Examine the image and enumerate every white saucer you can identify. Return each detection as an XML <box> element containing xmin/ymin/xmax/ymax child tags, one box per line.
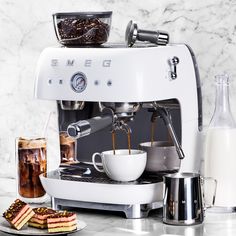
<box><xmin>0</xmin><ymin>217</ymin><xmax>86</xmax><ymax>235</ymax></box>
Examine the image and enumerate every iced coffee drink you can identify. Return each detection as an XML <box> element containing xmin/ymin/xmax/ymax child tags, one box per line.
<box><xmin>17</xmin><ymin>137</ymin><xmax>47</xmax><ymax>200</ymax></box>
<box><xmin>60</xmin><ymin>132</ymin><xmax>76</xmax><ymax>163</ymax></box>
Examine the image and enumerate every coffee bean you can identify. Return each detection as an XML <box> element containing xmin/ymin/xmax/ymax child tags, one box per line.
<box><xmin>57</xmin><ymin>17</ymin><xmax>110</xmax><ymax>45</ymax></box>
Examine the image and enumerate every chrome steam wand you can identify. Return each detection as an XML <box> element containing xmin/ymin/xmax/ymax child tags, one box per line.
<box><xmin>152</xmin><ymin>106</ymin><xmax>185</xmax><ymax>160</ymax></box>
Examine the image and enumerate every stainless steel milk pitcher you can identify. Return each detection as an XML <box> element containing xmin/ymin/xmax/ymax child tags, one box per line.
<box><xmin>163</xmin><ymin>173</ymin><xmax>216</xmax><ymax>225</ymax></box>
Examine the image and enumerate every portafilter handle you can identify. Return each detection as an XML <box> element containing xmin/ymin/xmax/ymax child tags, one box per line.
<box><xmin>67</xmin><ymin>109</ymin><xmax>114</xmax><ymax>139</ymax></box>
<box><xmin>125</xmin><ymin>20</ymin><xmax>169</xmax><ymax>47</ymax></box>
<box><xmin>154</xmin><ymin>107</ymin><xmax>185</xmax><ymax>160</ymax></box>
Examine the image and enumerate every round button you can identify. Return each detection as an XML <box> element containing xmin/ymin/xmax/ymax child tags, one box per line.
<box><xmin>94</xmin><ymin>80</ymin><xmax>99</xmax><ymax>86</ymax></box>
<box><xmin>71</xmin><ymin>72</ymin><xmax>87</xmax><ymax>93</ymax></box>
<box><xmin>107</xmin><ymin>80</ymin><xmax>112</xmax><ymax>86</ymax></box>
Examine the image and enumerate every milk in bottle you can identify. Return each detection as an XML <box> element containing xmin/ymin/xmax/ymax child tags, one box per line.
<box><xmin>205</xmin><ymin>74</ymin><xmax>236</xmax><ymax>209</ymax></box>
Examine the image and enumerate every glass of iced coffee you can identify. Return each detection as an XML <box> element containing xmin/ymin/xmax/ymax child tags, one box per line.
<box><xmin>59</xmin><ymin>131</ymin><xmax>76</xmax><ymax>164</ymax></box>
<box><xmin>16</xmin><ymin>137</ymin><xmax>47</xmax><ymax>203</ymax></box>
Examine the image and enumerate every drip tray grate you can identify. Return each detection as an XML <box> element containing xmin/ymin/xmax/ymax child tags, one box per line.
<box><xmin>57</xmin><ymin>163</ymin><xmax>164</xmax><ymax>185</ymax></box>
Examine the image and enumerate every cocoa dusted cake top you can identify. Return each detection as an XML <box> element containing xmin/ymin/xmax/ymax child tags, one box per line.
<box><xmin>33</xmin><ymin>207</ymin><xmax>57</xmax><ymax>215</ymax></box>
<box><xmin>2</xmin><ymin>199</ymin><xmax>27</xmax><ymax>221</ymax></box>
<box><xmin>47</xmin><ymin>211</ymin><xmax>75</xmax><ymax>218</ymax></box>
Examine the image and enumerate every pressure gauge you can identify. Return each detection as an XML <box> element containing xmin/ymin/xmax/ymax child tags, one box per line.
<box><xmin>70</xmin><ymin>72</ymin><xmax>87</xmax><ymax>93</ymax></box>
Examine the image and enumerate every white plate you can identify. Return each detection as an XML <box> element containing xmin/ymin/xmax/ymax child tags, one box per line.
<box><xmin>0</xmin><ymin>217</ymin><xmax>86</xmax><ymax>235</ymax></box>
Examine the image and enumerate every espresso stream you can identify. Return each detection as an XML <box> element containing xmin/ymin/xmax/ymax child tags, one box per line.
<box><xmin>127</xmin><ymin>130</ymin><xmax>131</xmax><ymax>155</ymax></box>
<box><xmin>112</xmin><ymin>130</ymin><xmax>131</xmax><ymax>155</ymax></box>
<box><xmin>167</xmin><ymin>130</ymin><xmax>172</xmax><ymax>143</ymax></box>
<box><xmin>151</xmin><ymin>121</ymin><xmax>156</xmax><ymax>147</ymax></box>
<box><xmin>151</xmin><ymin>120</ymin><xmax>173</xmax><ymax>146</ymax></box>
<box><xmin>112</xmin><ymin>130</ymin><xmax>116</xmax><ymax>155</ymax></box>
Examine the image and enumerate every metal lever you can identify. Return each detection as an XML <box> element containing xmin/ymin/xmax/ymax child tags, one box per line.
<box><xmin>153</xmin><ymin>107</ymin><xmax>185</xmax><ymax>160</ymax></box>
<box><xmin>168</xmin><ymin>56</ymin><xmax>179</xmax><ymax>80</ymax></box>
<box><xmin>125</xmin><ymin>20</ymin><xmax>169</xmax><ymax>47</ymax></box>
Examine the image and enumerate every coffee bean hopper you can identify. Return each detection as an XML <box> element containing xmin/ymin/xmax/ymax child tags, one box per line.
<box><xmin>34</xmin><ymin>13</ymin><xmax>202</xmax><ymax>218</ymax></box>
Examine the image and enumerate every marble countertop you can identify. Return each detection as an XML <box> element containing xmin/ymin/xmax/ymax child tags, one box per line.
<box><xmin>1</xmin><ymin>195</ymin><xmax>236</xmax><ymax>236</ymax></box>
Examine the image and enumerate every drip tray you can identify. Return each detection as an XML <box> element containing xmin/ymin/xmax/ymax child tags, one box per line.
<box><xmin>40</xmin><ymin>162</ymin><xmax>164</xmax><ymax>206</ymax></box>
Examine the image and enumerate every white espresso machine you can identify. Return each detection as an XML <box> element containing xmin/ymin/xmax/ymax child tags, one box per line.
<box><xmin>35</xmin><ymin>43</ymin><xmax>202</xmax><ymax>218</ymax></box>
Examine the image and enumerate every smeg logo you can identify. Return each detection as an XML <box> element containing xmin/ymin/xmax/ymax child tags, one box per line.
<box><xmin>51</xmin><ymin>59</ymin><xmax>112</xmax><ymax>68</ymax></box>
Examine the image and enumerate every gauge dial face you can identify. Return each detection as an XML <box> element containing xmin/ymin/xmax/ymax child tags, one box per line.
<box><xmin>71</xmin><ymin>72</ymin><xmax>87</xmax><ymax>93</ymax></box>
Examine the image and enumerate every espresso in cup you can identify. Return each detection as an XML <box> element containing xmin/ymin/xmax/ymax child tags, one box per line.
<box><xmin>92</xmin><ymin>149</ymin><xmax>147</xmax><ymax>182</ymax></box>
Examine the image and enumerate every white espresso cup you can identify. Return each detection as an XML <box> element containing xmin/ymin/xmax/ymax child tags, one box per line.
<box><xmin>92</xmin><ymin>149</ymin><xmax>147</xmax><ymax>182</ymax></box>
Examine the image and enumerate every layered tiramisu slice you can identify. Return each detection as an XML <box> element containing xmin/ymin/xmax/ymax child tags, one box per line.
<box><xmin>28</xmin><ymin>207</ymin><xmax>57</xmax><ymax>229</ymax></box>
<box><xmin>2</xmin><ymin>199</ymin><xmax>34</xmax><ymax>230</ymax></box>
<box><xmin>47</xmin><ymin>211</ymin><xmax>77</xmax><ymax>233</ymax></box>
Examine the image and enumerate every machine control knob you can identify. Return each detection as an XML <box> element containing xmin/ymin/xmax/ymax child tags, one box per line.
<box><xmin>70</xmin><ymin>72</ymin><xmax>87</xmax><ymax>93</ymax></box>
<box><xmin>171</xmin><ymin>56</ymin><xmax>179</xmax><ymax>65</ymax></box>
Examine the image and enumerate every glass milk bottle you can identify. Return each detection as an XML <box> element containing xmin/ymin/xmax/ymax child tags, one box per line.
<box><xmin>205</xmin><ymin>74</ymin><xmax>236</xmax><ymax>210</ymax></box>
